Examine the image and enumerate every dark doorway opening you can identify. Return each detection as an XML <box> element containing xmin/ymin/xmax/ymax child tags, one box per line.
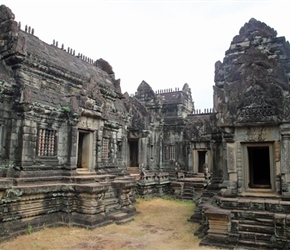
<box><xmin>129</xmin><ymin>139</ymin><xmax>138</xmax><ymax>167</ymax></box>
<box><xmin>77</xmin><ymin>131</ymin><xmax>90</xmax><ymax>169</ymax></box>
<box><xmin>198</xmin><ymin>151</ymin><xmax>206</xmax><ymax>173</ymax></box>
<box><xmin>248</xmin><ymin>146</ymin><xmax>271</xmax><ymax>188</ymax></box>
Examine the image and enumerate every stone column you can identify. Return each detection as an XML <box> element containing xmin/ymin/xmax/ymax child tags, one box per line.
<box><xmin>280</xmin><ymin>127</ymin><xmax>290</xmax><ymax>199</ymax></box>
<box><xmin>96</xmin><ymin>130</ymin><xmax>102</xmax><ymax>166</ymax></box>
<box><xmin>209</xmin><ymin>132</ymin><xmax>224</xmax><ymax>189</ymax></box>
<box><xmin>159</xmin><ymin>133</ymin><xmax>163</xmax><ymax>171</ymax></box>
<box><xmin>65</xmin><ymin>124</ymin><xmax>78</xmax><ymax>171</ymax></box>
<box><xmin>20</xmin><ymin>117</ymin><xmax>37</xmax><ymax>167</ymax></box>
<box><xmin>224</xmin><ymin>142</ymin><xmax>237</xmax><ymax>195</ymax></box>
<box><xmin>188</xmin><ymin>146</ymin><xmax>193</xmax><ymax>172</ymax></box>
<box><xmin>112</xmin><ymin>131</ymin><xmax>117</xmax><ymax>164</ymax></box>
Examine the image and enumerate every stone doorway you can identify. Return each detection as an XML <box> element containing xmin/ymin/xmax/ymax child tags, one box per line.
<box><xmin>192</xmin><ymin>148</ymin><xmax>211</xmax><ymax>174</ymax></box>
<box><xmin>248</xmin><ymin>146</ymin><xmax>271</xmax><ymax>188</ymax></box>
<box><xmin>77</xmin><ymin>130</ymin><xmax>93</xmax><ymax>169</ymax></box>
<box><xmin>129</xmin><ymin>139</ymin><xmax>138</xmax><ymax>167</ymax></box>
<box><xmin>198</xmin><ymin>151</ymin><xmax>206</xmax><ymax>173</ymax></box>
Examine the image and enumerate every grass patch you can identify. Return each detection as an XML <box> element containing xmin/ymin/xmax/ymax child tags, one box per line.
<box><xmin>0</xmin><ymin>198</ymin><xmax>216</xmax><ymax>250</ymax></box>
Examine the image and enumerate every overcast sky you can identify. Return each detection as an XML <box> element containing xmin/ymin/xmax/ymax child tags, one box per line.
<box><xmin>2</xmin><ymin>0</ymin><xmax>290</xmax><ymax>109</ymax></box>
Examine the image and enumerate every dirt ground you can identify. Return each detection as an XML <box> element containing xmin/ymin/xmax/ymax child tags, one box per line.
<box><xmin>0</xmin><ymin>198</ymin><xmax>217</xmax><ymax>250</ymax></box>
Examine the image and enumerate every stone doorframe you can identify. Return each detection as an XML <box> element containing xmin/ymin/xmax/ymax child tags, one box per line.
<box><xmin>241</xmin><ymin>142</ymin><xmax>276</xmax><ymax>193</ymax></box>
<box><xmin>192</xmin><ymin>148</ymin><xmax>212</xmax><ymax>174</ymax></box>
<box><xmin>77</xmin><ymin>129</ymin><xmax>94</xmax><ymax>171</ymax></box>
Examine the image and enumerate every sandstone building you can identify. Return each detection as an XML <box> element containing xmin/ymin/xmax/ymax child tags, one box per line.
<box><xmin>2</xmin><ymin>4</ymin><xmax>290</xmax><ymax>249</ymax></box>
<box><xmin>0</xmin><ymin>4</ymin><xmax>205</xmax><ymax>240</ymax></box>
<box><xmin>193</xmin><ymin>18</ymin><xmax>290</xmax><ymax>249</ymax></box>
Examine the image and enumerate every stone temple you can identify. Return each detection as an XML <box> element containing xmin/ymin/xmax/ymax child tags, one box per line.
<box><xmin>1</xmin><ymin>4</ymin><xmax>290</xmax><ymax>249</ymax></box>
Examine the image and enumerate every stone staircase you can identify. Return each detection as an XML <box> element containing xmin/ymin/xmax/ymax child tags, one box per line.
<box><xmin>172</xmin><ymin>173</ymin><xmax>208</xmax><ymax>200</ymax></box>
<box><xmin>104</xmin><ymin>184</ymin><xmax>120</xmax><ymax>213</ymax></box>
<box><xmin>199</xmin><ymin>196</ymin><xmax>290</xmax><ymax>249</ymax></box>
<box><xmin>127</xmin><ymin>167</ymin><xmax>140</xmax><ymax>180</ymax></box>
<box><xmin>231</xmin><ymin>211</ymin><xmax>275</xmax><ymax>249</ymax></box>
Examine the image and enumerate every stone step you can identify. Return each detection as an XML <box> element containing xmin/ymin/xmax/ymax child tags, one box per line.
<box><xmin>237</xmin><ymin>239</ymin><xmax>276</xmax><ymax>250</ymax></box>
<box><xmin>104</xmin><ymin>197</ymin><xmax>119</xmax><ymax>206</ymax></box>
<box><xmin>14</xmin><ymin>176</ymin><xmax>65</xmax><ymax>185</ymax></box>
<box><xmin>238</xmin><ymin>223</ymin><xmax>274</xmax><ymax>234</ymax></box>
<box><xmin>97</xmin><ymin>166</ymin><xmax>129</xmax><ymax>176</ymax></box>
<box><xmin>183</xmin><ymin>194</ymin><xmax>194</xmax><ymax>199</ymax></box>
<box><xmin>182</xmin><ymin>192</ymin><xmax>194</xmax><ymax>197</ymax></box>
<box><xmin>72</xmin><ymin>175</ymin><xmax>100</xmax><ymax>183</ymax></box>
<box><xmin>232</xmin><ymin>209</ymin><xmax>275</xmax><ymax>220</ymax></box>
<box><xmin>216</xmin><ymin>196</ymin><xmax>290</xmax><ymax>213</ymax></box>
<box><xmin>76</xmin><ymin>169</ymin><xmax>97</xmax><ymax>175</ymax></box>
<box><xmin>130</xmin><ymin>174</ymin><xmax>140</xmax><ymax>180</ymax></box>
<box><xmin>238</xmin><ymin>218</ymin><xmax>273</xmax><ymax>227</ymax></box>
<box><xmin>115</xmin><ymin>176</ymin><xmax>136</xmax><ymax>182</ymax></box>
<box><xmin>12</xmin><ymin>173</ymin><xmax>118</xmax><ymax>186</ymax></box>
<box><xmin>127</xmin><ymin>167</ymin><xmax>139</xmax><ymax>175</ymax></box>
<box><xmin>181</xmin><ymin>192</ymin><xmax>194</xmax><ymax>199</ymax></box>
<box><xmin>108</xmin><ymin>211</ymin><xmax>133</xmax><ymax>222</ymax></box>
<box><xmin>105</xmin><ymin>203</ymin><xmax>120</xmax><ymax>213</ymax></box>
<box><xmin>0</xmin><ymin>178</ymin><xmax>13</xmax><ymax>188</ymax></box>
<box><xmin>186</xmin><ymin>172</ymin><xmax>205</xmax><ymax>178</ymax></box>
<box><xmin>229</xmin><ymin>217</ymin><xmax>283</xmax><ymax>249</ymax></box>
<box><xmin>13</xmin><ymin>182</ymin><xmax>109</xmax><ymax>196</ymax></box>
<box><xmin>115</xmin><ymin>217</ymin><xmax>134</xmax><ymax>225</ymax></box>
<box><xmin>104</xmin><ymin>192</ymin><xmax>116</xmax><ymax>199</ymax></box>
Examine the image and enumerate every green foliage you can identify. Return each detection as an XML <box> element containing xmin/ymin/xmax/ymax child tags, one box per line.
<box><xmin>61</xmin><ymin>106</ymin><xmax>71</xmax><ymax>113</ymax></box>
<box><xmin>162</xmin><ymin>195</ymin><xmax>194</xmax><ymax>206</ymax></box>
<box><xmin>0</xmin><ymin>160</ymin><xmax>14</xmax><ymax>169</ymax></box>
<box><xmin>270</xmin><ymin>235</ymin><xmax>276</xmax><ymax>243</ymax></box>
<box><xmin>27</xmin><ymin>224</ymin><xmax>33</xmax><ymax>235</ymax></box>
<box><xmin>162</xmin><ymin>194</ymin><xmax>175</xmax><ymax>200</ymax></box>
<box><xmin>5</xmin><ymin>188</ymin><xmax>23</xmax><ymax>198</ymax></box>
<box><xmin>136</xmin><ymin>195</ymin><xmax>153</xmax><ymax>201</ymax></box>
<box><xmin>137</xmin><ymin>195</ymin><xmax>194</xmax><ymax>206</ymax></box>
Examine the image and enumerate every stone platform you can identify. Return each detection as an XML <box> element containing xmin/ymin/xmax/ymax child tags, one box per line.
<box><xmin>0</xmin><ymin>173</ymin><xmax>137</xmax><ymax>242</ymax></box>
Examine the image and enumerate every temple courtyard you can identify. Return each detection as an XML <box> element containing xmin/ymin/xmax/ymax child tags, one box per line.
<box><xmin>0</xmin><ymin>198</ymin><xmax>216</xmax><ymax>250</ymax></box>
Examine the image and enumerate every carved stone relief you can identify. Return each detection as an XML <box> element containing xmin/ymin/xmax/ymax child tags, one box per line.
<box><xmin>227</xmin><ymin>143</ymin><xmax>236</xmax><ymax>173</ymax></box>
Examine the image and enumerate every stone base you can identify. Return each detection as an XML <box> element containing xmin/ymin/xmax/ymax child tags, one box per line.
<box><xmin>196</xmin><ymin>195</ymin><xmax>290</xmax><ymax>249</ymax></box>
<box><xmin>0</xmin><ymin>173</ymin><xmax>137</xmax><ymax>242</ymax></box>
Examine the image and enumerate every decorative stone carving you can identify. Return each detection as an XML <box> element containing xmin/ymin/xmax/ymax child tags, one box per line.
<box><xmin>227</xmin><ymin>143</ymin><xmax>236</xmax><ymax>173</ymax></box>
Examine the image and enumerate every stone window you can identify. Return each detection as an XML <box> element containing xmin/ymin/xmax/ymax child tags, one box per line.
<box><xmin>102</xmin><ymin>138</ymin><xmax>109</xmax><ymax>159</ymax></box>
<box><xmin>165</xmin><ymin>145</ymin><xmax>175</xmax><ymax>160</ymax></box>
<box><xmin>38</xmin><ymin>129</ymin><xmax>57</xmax><ymax>156</ymax></box>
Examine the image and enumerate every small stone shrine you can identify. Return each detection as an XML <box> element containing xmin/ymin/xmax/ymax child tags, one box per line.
<box><xmin>193</xmin><ymin>18</ymin><xmax>290</xmax><ymax>249</ymax></box>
